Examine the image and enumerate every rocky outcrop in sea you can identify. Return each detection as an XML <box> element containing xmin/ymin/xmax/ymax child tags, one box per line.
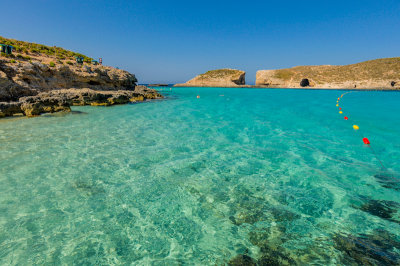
<box><xmin>0</xmin><ymin>86</ymin><xmax>162</xmax><ymax>118</ymax></box>
<box><xmin>174</xmin><ymin>69</ymin><xmax>245</xmax><ymax>87</ymax></box>
<box><xmin>0</xmin><ymin>59</ymin><xmax>162</xmax><ymax>118</ymax></box>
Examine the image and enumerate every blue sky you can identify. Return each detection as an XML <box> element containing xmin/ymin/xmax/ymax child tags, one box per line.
<box><xmin>2</xmin><ymin>0</ymin><xmax>400</xmax><ymax>84</ymax></box>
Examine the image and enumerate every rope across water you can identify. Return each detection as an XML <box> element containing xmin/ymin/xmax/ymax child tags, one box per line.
<box><xmin>336</xmin><ymin>91</ymin><xmax>391</xmax><ymax>174</ymax></box>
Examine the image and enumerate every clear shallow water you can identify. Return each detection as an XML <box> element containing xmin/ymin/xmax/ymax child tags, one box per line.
<box><xmin>1</xmin><ymin>87</ymin><xmax>400</xmax><ymax>265</ymax></box>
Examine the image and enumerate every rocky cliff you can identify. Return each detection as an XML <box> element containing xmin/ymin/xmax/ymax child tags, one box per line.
<box><xmin>0</xmin><ymin>36</ymin><xmax>162</xmax><ymax>118</ymax></box>
<box><xmin>174</xmin><ymin>69</ymin><xmax>245</xmax><ymax>87</ymax></box>
<box><xmin>256</xmin><ymin>57</ymin><xmax>400</xmax><ymax>89</ymax></box>
<box><xmin>0</xmin><ymin>59</ymin><xmax>138</xmax><ymax>102</ymax></box>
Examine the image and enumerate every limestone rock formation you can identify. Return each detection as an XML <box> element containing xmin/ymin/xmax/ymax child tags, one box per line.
<box><xmin>0</xmin><ymin>87</ymin><xmax>162</xmax><ymax>117</ymax></box>
<box><xmin>0</xmin><ymin>59</ymin><xmax>137</xmax><ymax>102</ymax></box>
<box><xmin>174</xmin><ymin>69</ymin><xmax>245</xmax><ymax>87</ymax></box>
<box><xmin>256</xmin><ymin>57</ymin><xmax>400</xmax><ymax>89</ymax></box>
<box><xmin>0</xmin><ymin>36</ymin><xmax>164</xmax><ymax>118</ymax></box>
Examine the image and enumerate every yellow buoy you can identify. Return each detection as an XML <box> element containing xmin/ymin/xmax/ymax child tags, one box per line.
<box><xmin>336</xmin><ymin>104</ymin><xmax>339</xmax><ymax>107</ymax></box>
<box><xmin>339</xmin><ymin>111</ymin><xmax>343</xmax><ymax>114</ymax></box>
<box><xmin>353</xmin><ymin>125</ymin><xmax>359</xmax><ymax>130</ymax></box>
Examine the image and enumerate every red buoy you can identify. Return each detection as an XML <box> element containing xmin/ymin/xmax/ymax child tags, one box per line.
<box><xmin>344</xmin><ymin>116</ymin><xmax>348</xmax><ymax>120</ymax></box>
<box><xmin>363</xmin><ymin>138</ymin><xmax>370</xmax><ymax>145</ymax></box>
<box><xmin>339</xmin><ymin>107</ymin><xmax>342</xmax><ymax>110</ymax></box>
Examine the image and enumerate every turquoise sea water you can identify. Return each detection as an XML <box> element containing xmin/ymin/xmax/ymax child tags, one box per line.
<box><xmin>1</xmin><ymin>87</ymin><xmax>400</xmax><ymax>265</ymax></box>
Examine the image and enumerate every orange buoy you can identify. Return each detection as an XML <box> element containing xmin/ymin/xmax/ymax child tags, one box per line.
<box><xmin>344</xmin><ymin>116</ymin><xmax>348</xmax><ymax>120</ymax></box>
<box><xmin>363</xmin><ymin>138</ymin><xmax>370</xmax><ymax>145</ymax></box>
<box><xmin>197</xmin><ymin>95</ymin><xmax>200</xmax><ymax>99</ymax></box>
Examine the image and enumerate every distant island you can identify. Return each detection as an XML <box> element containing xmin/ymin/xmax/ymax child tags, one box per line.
<box><xmin>0</xmin><ymin>36</ymin><xmax>162</xmax><ymax>118</ymax></box>
<box><xmin>174</xmin><ymin>69</ymin><xmax>245</xmax><ymax>87</ymax></box>
<box><xmin>175</xmin><ymin>58</ymin><xmax>400</xmax><ymax>89</ymax></box>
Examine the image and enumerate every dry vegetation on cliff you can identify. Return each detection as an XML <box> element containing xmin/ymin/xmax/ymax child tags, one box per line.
<box><xmin>273</xmin><ymin>58</ymin><xmax>400</xmax><ymax>83</ymax></box>
<box><xmin>175</xmin><ymin>68</ymin><xmax>246</xmax><ymax>87</ymax></box>
<box><xmin>0</xmin><ymin>36</ymin><xmax>92</xmax><ymax>63</ymax></box>
<box><xmin>0</xmin><ymin>36</ymin><xmax>163</xmax><ymax>118</ymax></box>
<box><xmin>256</xmin><ymin>57</ymin><xmax>400</xmax><ymax>88</ymax></box>
<box><xmin>198</xmin><ymin>69</ymin><xmax>243</xmax><ymax>80</ymax></box>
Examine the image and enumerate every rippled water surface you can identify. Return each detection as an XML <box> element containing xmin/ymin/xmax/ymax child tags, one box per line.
<box><xmin>1</xmin><ymin>87</ymin><xmax>400</xmax><ymax>265</ymax></box>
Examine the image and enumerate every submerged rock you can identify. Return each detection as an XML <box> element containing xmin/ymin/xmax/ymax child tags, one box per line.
<box><xmin>72</xmin><ymin>180</ymin><xmax>106</xmax><ymax>196</ymax></box>
<box><xmin>228</xmin><ymin>254</ymin><xmax>257</xmax><ymax>266</ymax></box>
<box><xmin>248</xmin><ymin>228</ymin><xmax>296</xmax><ymax>265</ymax></box>
<box><xmin>333</xmin><ymin>230</ymin><xmax>400</xmax><ymax>265</ymax></box>
<box><xmin>374</xmin><ymin>173</ymin><xmax>400</xmax><ymax>191</ymax></box>
<box><xmin>356</xmin><ymin>199</ymin><xmax>400</xmax><ymax>223</ymax></box>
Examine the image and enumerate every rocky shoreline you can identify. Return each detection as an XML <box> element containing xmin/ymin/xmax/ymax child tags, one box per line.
<box><xmin>0</xmin><ymin>86</ymin><xmax>162</xmax><ymax>118</ymax></box>
<box><xmin>174</xmin><ymin>58</ymin><xmax>400</xmax><ymax>89</ymax></box>
<box><xmin>0</xmin><ymin>55</ymin><xmax>163</xmax><ymax>118</ymax></box>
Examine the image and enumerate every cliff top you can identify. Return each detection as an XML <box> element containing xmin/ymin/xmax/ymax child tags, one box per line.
<box><xmin>0</xmin><ymin>36</ymin><xmax>93</xmax><ymax>64</ymax></box>
<box><xmin>197</xmin><ymin>69</ymin><xmax>245</xmax><ymax>80</ymax></box>
<box><xmin>259</xmin><ymin>57</ymin><xmax>400</xmax><ymax>84</ymax></box>
<box><xmin>175</xmin><ymin>68</ymin><xmax>246</xmax><ymax>87</ymax></box>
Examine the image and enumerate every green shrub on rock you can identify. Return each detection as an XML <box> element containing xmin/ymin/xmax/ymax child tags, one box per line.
<box><xmin>49</xmin><ymin>62</ymin><xmax>56</xmax><ymax>67</ymax></box>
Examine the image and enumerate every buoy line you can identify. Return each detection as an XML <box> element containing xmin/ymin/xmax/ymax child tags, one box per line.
<box><xmin>336</xmin><ymin>91</ymin><xmax>392</xmax><ymax>174</ymax></box>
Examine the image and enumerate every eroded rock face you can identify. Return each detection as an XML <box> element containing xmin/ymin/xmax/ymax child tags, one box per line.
<box><xmin>0</xmin><ymin>102</ymin><xmax>22</xmax><ymax>117</ymax></box>
<box><xmin>0</xmin><ymin>57</ymin><xmax>165</xmax><ymax>118</ymax></box>
<box><xmin>256</xmin><ymin>58</ymin><xmax>400</xmax><ymax>89</ymax></box>
<box><xmin>0</xmin><ymin>59</ymin><xmax>138</xmax><ymax>102</ymax></box>
<box><xmin>0</xmin><ymin>87</ymin><xmax>163</xmax><ymax>117</ymax></box>
<box><xmin>174</xmin><ymin>69</ymin><xmax>245</xmax><ymax>87</ymax></box>
<box><xmin>19</xmin><ymin>95</ymin><xmax>71</xmax><ymax>117</ymax></box>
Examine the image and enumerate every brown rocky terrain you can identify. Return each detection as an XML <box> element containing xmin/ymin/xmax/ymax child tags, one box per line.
<box><xmin>0</xmin><ymin>86</ymin><xmax>161</xmax><ymax>117</ymax></box>
<box><xmin>256</xmin><ymin>57</ymin><xmax>400</xmax><ymax>89</ymax></box>
<box><xmin>0</xmin><ymin>59</ymin><xmax>138</xmax><ymax>102</ymax></box>
<box><xmin>0</xmin><ymin>37</ymin><xmax>163</xmax><ymax>118</ymax></box>
<box><xmin>174</xmin><ymin>69</ymin><xmax>245</xmax><ymax>87</ymax></box>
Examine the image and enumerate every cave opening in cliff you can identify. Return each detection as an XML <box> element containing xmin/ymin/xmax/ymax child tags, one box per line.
<box><xmin>300</xmin><ymin>79</ymin><xmax>310</xmax><ymax>87</ymax></box>
<box><xmin>233</xmin><ymin>75</ymin><xmax>245</xmax><ymax>85</ymax></box>
<box><xmin>391</xmin><ymin>81</ymin><xmax>396</xmax><ymax>87</ymax></box>
<box><xmin>88</xmin><ymin>80</ymin><xmax>101</xmax><ymax>86</ymax></box>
